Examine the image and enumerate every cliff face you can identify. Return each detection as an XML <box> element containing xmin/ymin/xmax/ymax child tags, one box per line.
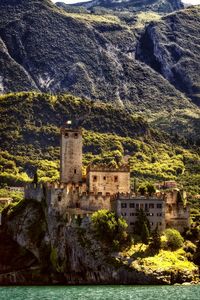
<box><xmin>0</xmin><ymin>199</ymin><xmax>163</xmax><ymax>284</ymax></box>
<box><xmin>136</xmin><ymin>6</ymin><xmax>200</xmax><ymax>106</ymax></box>
<box><xmin>0</xmin><ymin>198</ymin><xmax>198</xmax><ymax>285</ymax></box>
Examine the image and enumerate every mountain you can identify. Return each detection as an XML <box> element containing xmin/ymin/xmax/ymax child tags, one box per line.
<box><xmin>136</xmin><ymin>5</ymin><xmax>200</xmax><ymax>106</ymax></box>
<box><xmin>0</xmin><ymin>1</ymin><xmax>200</xmax><ymax>187</ymax></box>
<box><xmin>57</xmin><ymin>0</ymin><xmax>184</xmax><ymax>13</ymax></box>
<box><xmin>0</xmin><ymin>0</ymin><xmax>197</xmax><ymax>113</ymax></box>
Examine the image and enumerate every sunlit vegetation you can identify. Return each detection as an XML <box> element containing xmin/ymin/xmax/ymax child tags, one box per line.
<box><xmin>118</xmin><ymin>229</ymin><xmax>198</xmax><ymax>279</ymax></box>
<box><xmin>131</xmin><ymin>248</ymin><xmax>197</xmax><ymax>274</ymax></box>
<box><xmin>91</xmin><ymin>209</ymin><xmax>129</xmax><ymax>250</ymax></box>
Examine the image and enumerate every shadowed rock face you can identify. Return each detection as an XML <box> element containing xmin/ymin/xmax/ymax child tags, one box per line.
<box><xmin>136</xmin><ymin>6</ymin><xmax>200</xmax><ymax>106</ymax></box>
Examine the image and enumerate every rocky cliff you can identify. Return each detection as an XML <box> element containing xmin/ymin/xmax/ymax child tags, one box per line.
<box><xmin>0</xmin><ymin>197</ymin><xmax>198</xmax><ymax>285</ymax></box>
<box><xmin>136</xmin><ymin>5</ymin><xmax>200</xmax><ymax>106</ymax></box>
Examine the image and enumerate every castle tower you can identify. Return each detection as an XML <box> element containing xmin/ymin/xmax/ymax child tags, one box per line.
<box><xmin>60</xmin><ymin>122</ymin><xmax>82</xmax><ymax>183</ymax></box>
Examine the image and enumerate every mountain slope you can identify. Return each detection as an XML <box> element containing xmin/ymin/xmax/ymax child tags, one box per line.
<box><xmin>0</xmin><ymin>0</ymin><xmax>196</xmax><ymax>114</ymax></box>
<box><xmin>57</xmin><ymin>0</ymin><xmax>184</xmax><ymax>13</ymax></box>
<box><xmin>136</xmin><ymin>5</ymin><xmax>200</xmax><ymax>106</ymax></box>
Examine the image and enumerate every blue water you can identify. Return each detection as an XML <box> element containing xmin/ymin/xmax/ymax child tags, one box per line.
<box><xmin>0</xmin><ymin>285</ymin><xmax>200</xmax><ymax>300</ymax></box>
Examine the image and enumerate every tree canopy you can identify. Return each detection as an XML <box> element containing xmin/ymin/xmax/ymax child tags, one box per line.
<box><xmin>91</xmin><ymin>209</ymin><xmax>129</xmax><ymax>250</ymax></box>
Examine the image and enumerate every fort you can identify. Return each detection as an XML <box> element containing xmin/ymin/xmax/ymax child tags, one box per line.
<box><xmin>25</xmin><ymin>122</ymin><xmax>190</xmax><ymax>233</ymax></box>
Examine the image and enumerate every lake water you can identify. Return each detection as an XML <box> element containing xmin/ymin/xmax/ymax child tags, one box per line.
<box><xmin>0</xmin><ymin>285</ymin><xmax>200</xmax><ymax>300</ymax></box>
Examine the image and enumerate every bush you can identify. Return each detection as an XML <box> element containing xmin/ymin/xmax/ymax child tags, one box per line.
<box><xmin>163</xmin><ymin>229</ymin><xmax>184</xmax><ymax>251</ymax></box>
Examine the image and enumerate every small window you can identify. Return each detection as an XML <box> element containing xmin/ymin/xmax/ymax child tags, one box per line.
<box><xmin>93</xmin><ymin>176</ymin><xmax>97</xmax><ymax>182</ymax></box>
<box><xmin>74</xmin><ymin>133</ymin><xmax>78</xmax><ymax>138</ymax></box>
<box><xmin>129</xmin><ymin>203</ymin><xmax>135</xmax><ymax>208</ymax></box>
<box><xmin>114</xmin><ymin>176</ymin><xmax>118</xmax><ymax>182</ymax></box>
<box><xmin>74</xmin><ymin>169</ymin><xmax>77</xmax><ymax>174</ymax></box>
<box><xmin>65</xmin><ymin>133</ymin><xmax>69</xmax><ymax>137</ymax></box>
<box><xmin>140</xmin><ymin>203</ymin><xmax>144</xmax><ymax>209</ymax></box>
<box><xmin>103</xmin><ymin>176</ymin><xmax>106</xmax><ymax>180</ymax></box>
<box><xmin>149</xmin><ymin>213</ymin><xmax>154</xmax><ymax>216</ymax></box>
<box><xmin>145</xmin><ymin>203</ymin><xmax>148</xmax><ymax>211</ymax></box>
<box><xmin>130</xmin><ymin>212</ymin><xmax>134</xmax><ymax>216</ymax></box>
<box><xmin>157</xmin><ymin>213</ymin><xmax>162</xmax><ymax>217</ymax></box>
<box><xmin>149</xmin><ymin>203</ymin><xmax>154</xmax><ymax>209</ymax></box>
<box><xmin>58</xmin><ymin>195</ymin><xmax>62</xmax><ymax>202</ymax></box>
<box><xmin>136</xmin><ymin>203</ymin><xmax>139</xmax><ymax>209</ymax></box>
<box><xmin>157</xmin><ymin>203</ymin><xmax>162</xmax><ymax>209</ymax></box>
<box><xmin>121</xmin><ymin>203</ymin><xmax>127</xmax><ymax>208</ymax></box>
<box><xmin>130</xmin><ymin>222</ymin><xmax>135</xmax><ymax>226</ymax></box>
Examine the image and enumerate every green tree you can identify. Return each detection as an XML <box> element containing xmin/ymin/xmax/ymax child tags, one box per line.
<box><xmin>134</xmin><ymin>209</ymin><xmax>150</xmax><ymax>244</ymax></box>
<box><xmin>138</xmin><ymin>185</ymin><xmax>147</xmax><ymax>196</ymax></box>
<box><xmin>150</xmin><ymin>225</ymin><xmax>161</xmax><ymax>252</ymax></box>
<box><xmin>146</xmin><ymin>184</ymin><xmax>156</xmax><ymax>196</ymax></box>
<box><xmin>91</xmin><ymin>209</ymin><xmax>128</xmax><ymax>249</ymax></box>
<box><xmin>141</xmin><ymin>223</ymin><xmax>150</xmax><ymax>245</ymax></box>
<box><xmin>164</xmin><ymin>229</ymin><xmax>184</xmax><ymax>250</ymax></box>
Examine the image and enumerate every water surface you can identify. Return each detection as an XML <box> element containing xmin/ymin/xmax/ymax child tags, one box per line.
<box><xmin>0</xmin><ymin>285</ymin><xmax>199</xmax><ymax>300</ymax></box>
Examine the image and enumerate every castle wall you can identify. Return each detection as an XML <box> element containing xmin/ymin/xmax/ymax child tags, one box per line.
<box><xmin>87</xmin><ymin>167</ymin><xmax>130</xmax><ymax>195</ymax></box>
<box><xmin>165</xmin><ymin>203</ymin><xmax>190</xmax><ymax>233</ymax></box>
<box><xmin>60</xmin><ymin>127</ymin><xmax>82</xmax><ymax>183</ymax></box>
<box><xmin>165</xmin><ymin>190</ymin><xmax>179</xmax><ymax>204</ymax></box>
<box><xmin>24</xmin><ymin>184</ymin><xmax>44</xmax><ymax>202</ymax></box>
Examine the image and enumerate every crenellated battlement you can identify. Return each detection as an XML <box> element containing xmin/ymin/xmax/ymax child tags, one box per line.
<box><xmin>87</xmin><ymin>164</ymin><xmax>130</xmax><ymax>173</ymax></box>
<box><xmin>25</xmin><ymin>183</ymin><xmax>44</xmax><ymax>202</ymax></box>
<box><xmin>60</xmin><ymin>126</ymin><xmax>82</xmax><ymax>135</ymax></box>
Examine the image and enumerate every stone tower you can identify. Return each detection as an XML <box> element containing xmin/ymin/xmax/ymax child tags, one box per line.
<box><xmin>60</xmin><ymin>122</ymin><xmax>82</xmax><ymax>183</ymax></box>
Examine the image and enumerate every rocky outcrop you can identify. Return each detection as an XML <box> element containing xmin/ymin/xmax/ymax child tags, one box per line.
<box><xmin>0</xmin><ymin>198</ymin><xmax>198</xmax><ymax>285</ymax></box>
<box><xmin>136</xmin><ymin>5</ymin><xmax>200</xmax><ymax>106</ymax></box>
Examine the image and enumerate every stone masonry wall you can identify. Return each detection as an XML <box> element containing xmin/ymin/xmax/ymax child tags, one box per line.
<box><xmin>87</xmin><ymin>168</ymin><xmax>130</xmax><ymax>195</ymax></box>
<box><xmin>60</xmin><ymin>127</ymin><xmax>82</xmax><ymax>184</ymax></box>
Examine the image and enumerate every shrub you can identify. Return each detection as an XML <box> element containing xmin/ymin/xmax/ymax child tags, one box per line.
<box><xmin>163</xmin><ymin>229</ymin><xmax>184</xmax><ymax>251</ymax></box>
